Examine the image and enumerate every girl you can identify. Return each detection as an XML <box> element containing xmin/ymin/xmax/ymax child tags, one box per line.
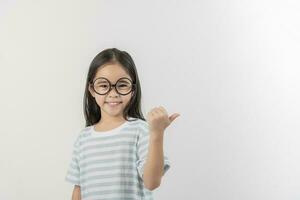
<box><xmin>65</xmin><ymin>48</ymin><xmax>180</xmax><ymax>200</ymax></box>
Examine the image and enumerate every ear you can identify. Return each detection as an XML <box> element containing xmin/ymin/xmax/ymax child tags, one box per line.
<box><xmin>88</xmin><ymin>84</ymin><xmax>95</xmax><ymax>98</ymax></box>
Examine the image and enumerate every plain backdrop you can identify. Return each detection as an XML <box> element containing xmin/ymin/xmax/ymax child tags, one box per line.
<box><xmin>0</xmin><ymin>0</ymin><xmax>299</xmax><ymax>199</ymax></box>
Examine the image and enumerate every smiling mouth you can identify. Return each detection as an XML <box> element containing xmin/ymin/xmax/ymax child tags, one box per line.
<box><xmin>105</xmin><ymin>102</ymin><xmax>122</xmax><ymax>105</ymax></box>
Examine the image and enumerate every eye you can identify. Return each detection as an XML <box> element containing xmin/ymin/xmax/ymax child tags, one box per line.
<box><xmin>95</xmin><ymin>84</ymin><xmax>108</xmax><ymax>89</ymax></box>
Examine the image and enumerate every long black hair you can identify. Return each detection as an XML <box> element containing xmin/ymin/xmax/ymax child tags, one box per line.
<box><xmin>83</xmin><ymin>48</ymin><xmax>145</xmax><ymax>127</ymax></box>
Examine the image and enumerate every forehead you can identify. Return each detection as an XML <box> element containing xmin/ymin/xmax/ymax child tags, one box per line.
<box><xmin>94</xmin><ymin>63</ymin><xmax>131</xmax><ymax>82</ymax></box>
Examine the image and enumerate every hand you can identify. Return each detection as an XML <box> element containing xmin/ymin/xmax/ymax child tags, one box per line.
<box><xmin>146</xmin><ymin>106</ymin><xmax>180</xmax><ymax>137</ymax></box>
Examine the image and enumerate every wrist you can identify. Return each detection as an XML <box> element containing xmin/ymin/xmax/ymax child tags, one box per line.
<box><xmin>150</xmin><ymin>131</ymin><xmax>164</xmax><ymax>141</ymax></box>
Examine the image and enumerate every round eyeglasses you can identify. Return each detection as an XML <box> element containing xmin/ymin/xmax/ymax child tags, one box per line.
<box><xmin>90</xmin><ymin>77</ymin><xmax>136</xmax><ymax>95</ymax></box>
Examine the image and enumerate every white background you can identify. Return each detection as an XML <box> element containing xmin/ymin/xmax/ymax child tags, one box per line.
<box><xmin>0</xmin><ymin>0</ymin><xmax>299</xmax><ymax>199</ymax></box>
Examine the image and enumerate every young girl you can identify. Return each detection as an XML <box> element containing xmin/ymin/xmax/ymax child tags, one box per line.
<box><xmin>65</xmin><ymin>48</ymin><xmax>180</xmax><ymax>200</ymax></box>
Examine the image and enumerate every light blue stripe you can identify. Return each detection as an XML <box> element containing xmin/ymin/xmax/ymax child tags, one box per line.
<box><xmin>81</xmin><ymin>180</ymin><xmax>141</xmax><ymax>191</ymax></box>
<box><xmin>82</xmin><ymin>189</ymin><xmax>144</xmax><ymax>198</ymax></box>
<box><xmin>81</xmin><ymin>132</ymin><xmax>137</xmax><ymax>145</ymax></box>
<box><xmin>81</xmin><ymin>173</ymin><xmax>139</xmax><ymax>183</ymax></box>
<box><xmin>69</xmin><ymin>163</ymin><xmax>79</xmax><ymax>171</ymax></box>
<box><xmin>65</xmin><ymin>176</ymin><xmax>79</xmax><ymax>185</ymax></box>
<box><xmin>81</xmin><ymin>164</ymin><xmax>136</xmax><ymax>176</ymax></box>
<box><xmin>81</xmin><ymin>148</ymin><xmax>135</xmax><ymax>161</ymax></box>
<box><xmin>81</xmin><ymin>141</ymin><xmax>136</xmax><ymax>152</ymax></box>
<box><xmin>80</xmin><ymin>156</ymin><xmax>135</xmax><ymax>167</ymax></box>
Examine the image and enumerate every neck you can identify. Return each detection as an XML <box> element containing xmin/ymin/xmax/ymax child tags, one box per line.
<box><xmin>98</xmin><ymin>114</ymin><xmax>126</xmax><ymax>125</ymax></box>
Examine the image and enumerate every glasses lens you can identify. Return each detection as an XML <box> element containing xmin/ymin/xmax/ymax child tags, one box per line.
<box><xmin>93</xmin><ymin>78</ymin><xmax>110</xmax><ymax>94</ymax></box>
<box><xmin>116</xmin><ymin>78</ymin><xmax>132</xmax><ymax>94</ymax></box>
<box><xmin>93</xmin><ymin>78</ymin><xmax>132</xmax><ymax>95</ymax></box>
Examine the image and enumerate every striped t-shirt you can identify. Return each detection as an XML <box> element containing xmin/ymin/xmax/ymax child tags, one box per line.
<box><xmin>65</xmin><ymin>117</ymin><xmax>171</xmax><ymax>200</ymax></box>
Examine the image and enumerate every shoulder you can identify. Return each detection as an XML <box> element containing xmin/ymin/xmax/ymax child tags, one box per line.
<box><xmin>73</xmin><ymin>126</ymin><xmax>93</xmax><ymax>146</ymax></box>
<box><xmin>132</xmin><ymin>118</ymin><xmax>149</xmax><ymax>136</ymax></box>
<box><xmin>126</xmin><ymin>117</ymin><xmax>149</xmax><ymax>135</ymax></box>
<box><xmin>80</xmin><ymin>126</ymin><xmax>93</xmax><ymax>136</ymax></box>
<box><xmin>129</xmin><ymin>117</ymin><xmax>148</xmax><ymax>126</ymax></box>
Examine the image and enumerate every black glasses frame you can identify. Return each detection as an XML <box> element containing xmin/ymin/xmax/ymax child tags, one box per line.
<box><xmin>90</xmin><ymin>77</ymin><xmax>136</xmax><ymax>96</ymax></box>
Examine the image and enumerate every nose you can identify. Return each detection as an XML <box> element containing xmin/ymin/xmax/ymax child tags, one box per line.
<box><xmin>108</xmin><ymin>85</ymin><xmax>120</xmax><ymax>96</ymax></box>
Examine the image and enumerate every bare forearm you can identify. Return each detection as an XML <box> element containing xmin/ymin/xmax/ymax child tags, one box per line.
<box><xmin>142</xmin><ymin>132</ymin><xmax>164</xmax><ymax>190</ymax></box>
<box><xmin>72</xmin><ymin>185</ymin><xmax>81</xmax><ymax>200</ymax></box>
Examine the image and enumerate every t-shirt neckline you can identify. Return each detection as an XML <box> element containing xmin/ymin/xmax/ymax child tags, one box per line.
<box><xmin>91</xmin><ymin>117</ymin><xmax>133</xmax><ymax>136</ymax></box>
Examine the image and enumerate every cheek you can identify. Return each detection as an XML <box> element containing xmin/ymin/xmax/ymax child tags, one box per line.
<box><xmin>122</xmin><ymin>95</ymin><xmax>133</xmax><ymax>106</ymax></box>
<box><xmin>94</xmin><ymin>96</ymin><xmax>106</xmax><ymax>106</ymax></box>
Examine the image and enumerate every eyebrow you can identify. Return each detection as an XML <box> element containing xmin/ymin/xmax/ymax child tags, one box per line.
<box><xmin>94</xmin><ymin>77</ymin><xmax>131</xmax><ymax>83</ymax></box>
<box><xmin>97</xmin><ymin>80</ymin><xmax>108</xmax><ymax>83</ymax></box>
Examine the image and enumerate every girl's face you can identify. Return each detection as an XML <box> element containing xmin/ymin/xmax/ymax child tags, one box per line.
<box><xmin>88</xmin><ymin>63</ymin><xmax>134</xmax><ymax>121</ymax></box>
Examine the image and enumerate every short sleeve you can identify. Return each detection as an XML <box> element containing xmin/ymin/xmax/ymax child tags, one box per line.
<box><xmin>65</xmin><ymin>135</ymin><xmax>81</xmax><ymax>186</ymax></box>
<box><xmin>136</xmin><ymin>121</ymin><xmax>171</xmax><ymax>180</ymax></box>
